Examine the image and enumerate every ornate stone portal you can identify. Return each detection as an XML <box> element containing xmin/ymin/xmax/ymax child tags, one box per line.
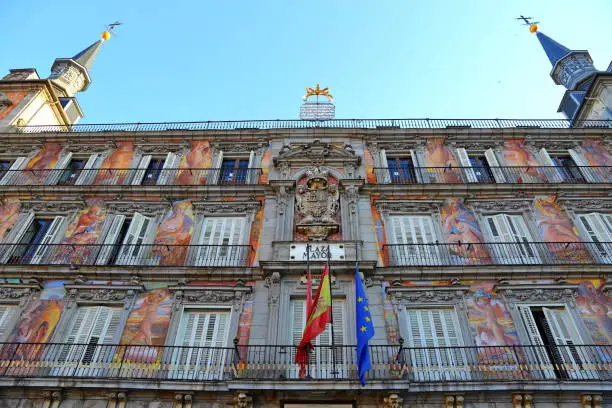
<box><xmin>295</xmin><ymin>167</ymin><xmax>340</xmax><ymax>240</ymax></box>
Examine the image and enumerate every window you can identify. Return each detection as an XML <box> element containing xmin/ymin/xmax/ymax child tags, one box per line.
<box><xmin>220</xmin><ymin>159</ymin><xmax>249</xmax><ymax>184</ymax></box>
<box><xmin>389</xmin><ymin>215</ymin><xmax>440</xmax><ymax>265</ymax></box>
<box><xmin>74</xmin><ymin>153</ymin><xmax>104</xmax><ymax>185</ymax></box>
<box><xmin>518</xmin><ymin>305</ymin><xmax>594</xmax><ymax>380</ymax></box>
<box><xmin>0</xmin><ymin>305</ymin><xmax>19</xmax><ymax>341</ymax></box>
<box><xmin>575</xmin><ymin>213</ymin><xmax>612</xmax><ymax>263</ymax></box>
<box><xmin>0</xmin><ymin>160</ymin><xmax>11</xmax><ymax>180</ymax></box>
<box><xmin>290</xmin><ymin>299</ymin><xmax>345</xmax><ymax>379</ymax></box>
<box><xmin>483</xmin><ymin>214</ymin><xmax>540</xmax><ymax>264</ymax></box>
<box><xmin>469</xmin><ymin>156</ymin><xmax>494</xmax><ymax>183</ymax></box>
<box><xmin>54</xmin><ymin>306</ymin><xmax>122</xmax><ymax>377</ymax></box>
<box><xmin>551</xmin><ymin>156</ymin><xmax>585</xmax><ymax>182</ymax></box>
<box><xmin>169</xmin><ymin>309</ymin><xmax>230</xmax><ymax>380</ymax></box>
<box><xmin>141</xmin><ymin>158</ymin><xmax>165</xmax><ymax>185</ymax></box>
<box><xmin>0</xmin><ymin>156</ymin><xmax>27</xmax><ymax>186</ymax></box>
<box><xmin>386</xmin><ymin>157</ymin><xmax>416</xmax><ymax>184</ymax></box>
<box><xmin>192</xmin><ymin>217</ymin><xmax>246</xmax><ymax>266</ymax></box>
<box><xmin>404</xmin><ymin>308</ymin><xmax>470</xmax><ymax>381</ymax></box>
<box><xmin>58</xmin><ymin>158</ymin><xmax>86</xmax><ymax>186</ymax></box>
<box><xmin>10</xmin><ymin>216</ymin><xmax>66</xmax><ymax>265</ymax></box>
<box><xmin>94</xmin><ymin>213</ymin><xmax>156</xmax><ymax>266</ymax></box>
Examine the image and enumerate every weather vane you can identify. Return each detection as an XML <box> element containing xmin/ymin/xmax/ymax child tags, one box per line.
<box><xmin>101</xmin><ymin>21</ymin><xmax>122</xmax><ymax>41</ymax></box>
<box><xmin>303</xmin><ymin>84</ymin><xmax>334</xmax><ymax>102</ymax></box>
<box><xmin>516</xmin><ymin>15</ymin><xmax>539</xmax><ymax>33</ymax></box>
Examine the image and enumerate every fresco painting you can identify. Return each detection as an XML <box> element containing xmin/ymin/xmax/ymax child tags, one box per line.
<box><xmin>151</xmin><ymin>200</ymin><xmax>194</xmax><ymax>266</ymax></box>
<box><xmin>423</xmin><ymin>138</ymin><xmax>462</xmax><ymax>183</ymax></box>
<box><xmin>118</xmin><ymin>288</ymin><xmax>173</xmax><ymax>363</ymax></box>
<box><xmin>0</xmin><ymin>91</ymin><xmax>29</xmax><ymax>121</ymax></box>
<box><xmin>571</xmin><ymin>279</ymin><xmax>611</xmax><ymax>346</ymax></box>
<box><xmin>0</xmin><ymin>281</ymin><xmax>66</xmax><ymax>363</ymax></box>
<box><xmin>533</xmin><ymin>195</ymin><xmax>592</xmax><ymax>263</ymax></box>
<box><xmin>370</xmin><ymin>198</ymin><xmax>387</xmax><ymax>264</ymax></box>
<box><xmin>236</xmin><ymin>300</ymin><xmax>253</xmax><ymax>357</ymax></box>
<box><xmin>0</xmin><ymin>198</ymin><xmax>21</xmax><ymax>242</ymax></box>
<box><xmin>248</xmin><ymin>202</ymin><xmax>264</xmax><ymax>265</ymax></box>
<box><xmin>381</xmin><ymin>283</ymin><xmax>400</xmax><ymax>344</ymax></box>
<box><xmin>54</xmin><ymin>203</ymin><xmax>107</xmax><ymax>264</ymax></box>
<box><xmin>21</xmin><ymin>143</ymin><xmax>62</xmax><ymax>184</ymax></box>
<box><xmin>501</xmin><ymin>139</ymin><xmax>545</xmax><ymax>182</ymax></box>
<box><xmin>440</xmin><ymin>198</ymin><xmax>491</xmax><ymax>264</ymax></box>
<box><xmin>94</xmin><ymin>142</ymin><xmax>136</xmax><ymax>185</ymax></box>
<box><xmin>175</xmin><ymin>140</ymin><xmax>212</xmax><ymax>185</ymax></box>
<box><xmin>581</xmin><ymin>139</ymin><xmax>612</xmax><ymax>182</ymax></box>
<box><xmin>465</xmin><ymin>282</ymin><xmax>520</xmax><ymax>365</ymax></box>
<box><xmin>259</xmin><ymin>144</ymin><xmax>272</xmax><ymax>184</ymax></box>
<box><xmin>363</xmin><ymin>146</ymin><xmax>376</xmax><ymax>184</ymax></box>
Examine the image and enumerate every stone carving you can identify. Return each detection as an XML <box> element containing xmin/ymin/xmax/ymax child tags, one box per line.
<box><xmin>184</xmin><ymin>290</ymin><xmax>239</xmax><ymax>303</ymax></box>
<box><xmin>391</xmin><ymin>289</ymin><xmax>467</xmax><ymax>304</ymax></box>
<box><xmin>233</xmin><ymin>393</ymin><xmax>252</xmax><ymax>408</ymax></box>
<box><xmin>77</xmin><ymin>289</ymin><xmax>127</xmax><ymax>302</ymax></box>
<box><xmin>445</xmin><ymin>395</ymin><xmax>464</xmax><ymax>408</ymax></box>
<box><xmin>20</xmin><ymin>200</ymin><xmax>85</xmax><ymax>213</ymax></box>
<box><xmin>274</xmin><ymin>139</ymin><xmax>359</xmax><ymax>168</ymax></box>
<box><xmin>193</xmin><ymin>201</ymin><xmax>261</xmax><ymax>215</ymax></box>
<box><xmin>376</xmin><ymin>200</ymin><xmax>442</xmax><ymax>214</ymax></box>
<box><xmin>558</xmin><ymin>199</ymin><xmax>612</xmax><ymax>211</ymax></box>
<box><xmin>295</xmin><ymin>167</ymin><xmax>340</xmax><ymax>240</ymax></box>
<box><xmin>106</xmin><ymin>201</ymin><xmax>170</xmax><ymax>217</ymax></box>
<box><xmin>134</xmin><ymin>143</ymin><xmax>184</xmax><ymax>154</ymax></box>
<box><xmin>512</xmin><ymin>393</ymin><xmax>533</xmax><ymax>408</ymax></box>
<box><xmin>215</xmin><ymin>142</ymin><xmax>263</xmax><ymax>153</ymax></box>
<box><xmin>580</xmin><ymin>394</ymin><xmax>603</xmax><ymax>408</ymax></box>
<box><xmin>0</xmin><ymin>287</ymin><xmax>34</xmax><ymax>300</ymax></box>
<box><xmin>383</xmin><ymin>393</ymin><xmax>403</xmax><ymax>408</ymax></box>
<box><xmin>500</xmin><ymin>287</ymin><xmax>576</xmax><ymax>303</ymax></box>
<box><xmin>264</xmin><ymin>272</ymin><xmax>281</xmax><ymax>305</ymax></box>
<box><xmin>467</xmin><ymin>199</ymin><xmax>533</xmax><ymax>213</ymax></box>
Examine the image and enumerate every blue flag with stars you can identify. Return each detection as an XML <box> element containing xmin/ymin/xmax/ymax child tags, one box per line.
<box><xmin>355</xmin><ymin>264</ymin><xmax>374</xmax><ymax>385</ymax></box>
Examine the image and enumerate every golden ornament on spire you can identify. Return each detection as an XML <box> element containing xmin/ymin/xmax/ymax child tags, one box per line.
<box><xmin>102</xmin><ymin>21</ymin><xmax>122</xmax><ymax>41</ymax></box>
<box><xmin>303</xmin><ymin>84</ymin><xmax>334</xmax><ymax>102</ymax></box>
<box><xmin>102</xmin><ymin>31</ymin><xmax>111</xmax><ymax>40</ymax></box>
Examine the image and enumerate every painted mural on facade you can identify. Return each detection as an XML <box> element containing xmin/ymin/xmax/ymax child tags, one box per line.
<box><xmin>465</xmin><ymin>282</ymin><xmax>520</xmax><ymax>363</ymax></box>
<box><xmin>151</xmin><ymin>200</ymin><xmax>194</xmax><ymax>266</ymax></box>
<box><xmin>0</xmin><ymin>198</ymin><xmax>21</xmax><ymax>242</ymax></box>
<box><xmin>381</xmin><ymin>282</ymin><xmax>400</xmax><ymax>344</ymax></box>
<box><xmin>20</xmin><ymin>143</ymin><xmax>62</xmax><ymax>184</ymax></box>
<box><xmin>175</xmin><ymin>140</ymin><xmax>212</xmax><ymax>184</ymax></box>
<box><xmin>581</xmin><ymin>139</ymin><xmax>612</xmax><ymax>167</ymax></box>
<box><xmin>423</xmin><ymin>138</ymin><xmax>461</xmax><ymax>183</ymax></box>
<box><xmin>0</xmin><ymin>281</ymin><xmax>66</xmax><ymax>363</ymax></box>
<box><xmin>94</xmin><ymin>141</ymin><xmax>136</xmax><ymax>185</ymax></box>
<box><xmin>572</xmin><ymin>279</ymin><xmax>611</xmax><ymax>345</ymax></box>
<box><xmin>54</xmin><ymin>203</ymin><xmax>108</xmax><ymax>264</ymax></box>
<box><xmin>363</xmin><ymin>145</ymin><xmax>377</xmax><ymax>184</ymax></box>
<box><xmin>440</xmin><ymin>198</ymin><xmax>491</xmax><ymax>264</ymax></box>
<box><xmin>0</xmin><ymin>90</ymin><xmax>28</xmax><ymax>121</ymax></box>
<box><xmin>500</xmin><ymin>139</ymin><xmax>545</xmax><ymax>182</ymax></box>
<box><xmin>236</xmin><ymin>298</ymin><xmax>253</xmax><ymax>357</ymax></box>
<box><xmin>248</xmin><ymin>201</ymin><xmax>264</xmax><ymax>265</ymax></box>
<box><xmin>118</xmin><ymin>288</ymin><xmax>173</xmax><ymax>362</ymax></box>
<box><xmin>533</xmin><ymin>195</ymin><xmax>592</xmax><ymax>263</ymax></box>
<box><xmin>259</xmin><ymin>144</ymin><xmax>272</xmax><ymax>184</ymax></box>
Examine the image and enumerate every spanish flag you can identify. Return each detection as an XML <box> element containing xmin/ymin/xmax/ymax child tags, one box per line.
<box><xmin>296</xmin><ymin>264</ymin><xmax>332</xmax><ymax>376</ymax></box>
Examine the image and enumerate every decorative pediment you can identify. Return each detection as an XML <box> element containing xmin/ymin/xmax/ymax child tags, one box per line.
<box><xmin>557</xmin><ymin>198</ymin><xmax>612</xmax><ymax>211</ymax></box>
<box><xmin>389</xmin><ymin>286</ymin><xmax>469</xmax><ymax>305</ymax></box>
<box><xmin>214</xmin><ymin>142</ymin><xmax>266</xmax><ymax>153</ymax></box>
<box><xmin>64</xmin><ymin>284</ymin><xmax>143</xmax><ymax>307</ymax></box>
<box><xmin>21</xmin><ymin>199</ymin><xmax>85</xmax><ymax>214</ymax></box>
<box><xmin>106</xmin><ymin>200</ymin><xmax>171</xmax><ymax>217</ymax></box>
<box><xmin>170</xmin><ymin>285</ymin><xmax>252</xmax><ymax>308</ymax></box>
<box><xmin>466</xmin><ymin>199</ymin><xmax>533</xmax><ymax>213</ymax></box>
<box><xmin>0</xmin><ymin>284</ymin><xmax>41</xmax><ymax>303</ymax></box>
<box><xmin>136</xmin><ymin>142</ymin><xmax>185</xmax><ymax>155</ymax></box>
<box><xmin>497</xmin><ymin>285</ymin><xmax>578</xmax><ymax>305</ymax></box>
<box><xmin>375</xmin><ymin>199</ymin><xmax>443</xmax><ymax>214</ymax></box>
<box><xmin>274</xmin><ymin>140</ymin><xmax>360</xmax><ymax>167</ymax></box>
<box><xmin>192</xmin><ymin>200</ymin><xmax>261</xmax><ymax>216</ymax></box>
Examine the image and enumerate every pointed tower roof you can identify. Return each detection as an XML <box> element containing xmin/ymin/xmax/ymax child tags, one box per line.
<box><xmin>72</xmin><ymin>40</ymin><xmax>104</xmax><ymax>71</ymax></box>
<box><xmin>536</xmin><ymin>31</ymin><xmax>571</xmax><ymax>65</ymax></box>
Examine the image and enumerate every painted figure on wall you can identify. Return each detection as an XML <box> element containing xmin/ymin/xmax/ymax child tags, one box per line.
<box><xmin>20</xmin><ymin>143</ymin><xmax>62</xmax><ymax>185</ymax></box>
<box><xmin>151</xmin><ymin>200</ymin><xmax>194</xmax><ymax>266</ymax></box>
<box><xmin>533</xmin><ymin>195</ymin><xmax>592</xmax><ymax>263</ymax></box>
<box><xmin>381</xmin><ymin>283</ymin><xmax>400</xmax><ymax>344</ymax></box>
<box><xmin>423</xmin><ymin>138</ymin><xmax>461</xmax><ymax>183</ymax></box>
<box><xmin>94</xmin><ymin>142</ymin><xmax>136</xmax><ymax>185</ymax></box>
<box><xmin>0</xmin><ymin>198</ymin><xmax>21</xmax><ymax>242</ymax></box>
<box><xmin>0</xmin><ymin>91</ymin><xmax>28</xmax><ymax>121</ymax></box>
<box><xmin>248</xmin><ymin>203</ymin><xmax>264</xmax><ymax>265</ymax></box>
<box><xmin>259</xmin><ymin>144</ymin><xmax>272</xmax><ymax>184</ymax></box>
<box><xmin>175</xmin><ymin>140</ymin><xmax>212</xmax><ymax>185</ymax></box>
<box><xmin>363</xmin><ymin>146</ymin><xmax>377</xmax><ymax>184</ymax></box>
<box><xmin>118</xmin><ymin>288</ymin><xmax>172</xmax><ymax>363</ymax></box>
<box><xmin>0</xmin><ymin>281</ymin><xmax>66</xmax><ymax>363</ymax></box>
<box><xmin>581</xmin><ymin>140</ymin><xmax>612</xmax><ymax>182</ymax></box>
<box><xmin>465</xmin><ymin>282</ymin><xmax>520</xmax><ymax>365</ymax></box>
<box><xmin>440</xmin><ymin>198</ymin><xmax>491</xmax><ymax>264</ymax></box>
<box><xmin>54</xmin><ymin>204</ymin><xmax>107</xmax><ymax>264</ymax></box>
<box><xmin>574</xmin><ymin>280</ymin><xmax>612</xmax><ymax>345</ymax></box>
<box><xmin>501</xmin><ymin>139</ymin><xmax>545</xmax><ymax>182</ymax></box>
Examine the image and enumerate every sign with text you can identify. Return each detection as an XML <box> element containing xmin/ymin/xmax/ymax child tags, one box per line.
<box><xmin>289</xmin><ymin>243</ymin><xmax>345</xmax><ymax>261</ymax></box>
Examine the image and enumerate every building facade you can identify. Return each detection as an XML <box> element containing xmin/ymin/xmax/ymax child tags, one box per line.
<box><xmin>0</xmin><ymin>29</ymin><xmax>610</xmax><ymax>408</ymax></box>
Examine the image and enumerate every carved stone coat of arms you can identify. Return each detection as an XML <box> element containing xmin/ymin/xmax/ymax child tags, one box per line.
<box><xmin>295</xmin><ymin>167</ymin><xmax>340</xmax><ymax>240</ymax></box>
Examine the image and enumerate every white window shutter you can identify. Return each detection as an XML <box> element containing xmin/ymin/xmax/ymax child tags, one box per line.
<box><xmin>130</xmin><ymin>155</ymin><xmax>152</xmax><ymax>185</ymax></box>
<box><xmin>484</xmin><ymin>148</ymin><xmax>506</xmax><ymax>183</ymax></box>
<box><xmin>0</xmin><ymin>305</ymin><xmax>18</xmax><ymax>341</ymax></box>
<box><xmin>568</xmin><ymin>149</ymin><xmax>598</xmax><ymax>182</ymax></box>
<box><xmin>75</xmin><ymin>153</ymin><xmax>100</xmax><ymax>185</ymax></box>
<box><xmin>485</xmin><ymin>215</ymin><xmax>539</xmax><ymax>264</ymax></box>
<box><xmin>44</xmin><ymin>152</ymin><xmax>72</xmax><ymax>185</ymax></box>
<box><xmin>95</xmin><ymin>214</ymin><xmax>126</xmax><ymax>265</ymax></box>
<box><xmin>195</xmin><ymin>217</ymin><xmax>245</xmax><ymax>266</ymax></box>
<box><xmin>410</xmin><ymin>150</ymin><xmax>425</xmax><ymax>183</ymax></box>
<box><xmin>517</xmin><ymin>305</ymin><xmax>556</xmax><ymax>379</ymax></box>
<box><xmin>208</xmin><ymin>150</ymin><xmax>223</xmax><ymax>185</ymax></box>
<box><xmin>0</xmin><ymin>156</ymin><xmax>28</xmax><ymax>186</ymax></box>
<box><xmin>157</xmin><ymin>152</ymin><xmax>180</xmax><ymax>185</ymax></box>
<box><xmin>246</xmin><ymin>150</ymin><xmax>256</xmax><ymax>184</ymax></box>
<box><xmin>380</xmin><ymin>149</ymin><xmax>391</xmax><ymax>183</ymax></box>
<box><xmin>576</xmin><ymin>213</ymin><xmax>612</xmax><ymax>263</ymax></box>
<box><xmin>30</xmin><ymin>216</ymin><xmax>66</xmax><ymax>264</ymax></box>
<box><xmin>390</xmin><ymin>215</ymin><xmax>439</xmax><ymax>265</ymax></box>
<box><xmin>455</xmin><ymin>148</ymin><xmax>478</xmax><ymax>183</ymax></box>
<box><xmin>57</xmin><ymin>306</ymin><xmax>98</xmax><ymax>365</ymax></box>
<box><xmin>117</xmin><ymin>212</ymin><xmax>151</xmax><ymax>265</ymax></box>
<box><xmin>0</xmin><ymin>212</ymin><xmax>35</xmax><ymax>264</ymax></box>
<box><xmin>536</xmin><ymin>148</ymin><xmax>564</xmax><ymax>183</ymax></box>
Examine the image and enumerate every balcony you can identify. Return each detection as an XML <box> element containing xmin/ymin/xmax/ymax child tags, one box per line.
<box><xmin>383</xmin><ymin>242</ymin><xmax>612</xmax><ymax>266</ymax></box>
<box><xmin>0</xmin><ymin>244</ymin><xmax>253</xmax><ymax>267</ymax></box>
<box><xmin>0</xmin><ymin>168</ymin><xmax>262</xmax><ymax>187</ymax></box>
<box><xmin>373</xmin><ymin>166</ymin><xmax>611</xmax><ymax>184</ymax></box>
<box><xmin>0</xmin><ymin>342</ymin><xmax>609</xmax><ymax>383</ymax></box>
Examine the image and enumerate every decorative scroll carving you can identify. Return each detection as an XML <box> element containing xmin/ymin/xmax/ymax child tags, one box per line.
<box><xmin>295</xmin><ymin>167</ymin><xmax>340</xmax><ymax>240</ymax></box>
<box><xmin>557</xmin><ymin>199</ymin><xmax>612</xmax><ymax>211</ymax></box>
<box><xmin>376</xmin><ymin>200</ymin><xmax>443</xmax><ymax>214</ymax></box>
<box><xmin>193</xmin><ymin>201</ymin><xmax>261</xmax><ymax>215</ymax></box>
<box><xmin>499</xmin><ymin>287</ymin><xmax>576</xmax><ymax>303</ymax></box>
<box><xmin>20</xmin><ymin>200</ymin><xmax>85</xmax><ymax>213</ymax></box>
<box><xmin>65</xmin><ymin>285</ymin><xmax>141</xmax><ymax>309</ymax></box>
<box><xmin>467</xmin><ymin>199</ymin><xmax>533</xmax><ymax>213</ymax></box>
<box><xmin>77</xmin><ymin>289</ymin><xmax>128</xmax><ymax>302</ymax></box>
<box><xmin>106</xmin><ymin>201</ymin><xmax>171</xmax><ymax>217</ymax></box>
<box><xmin>0</xmin><ymin>286</ymin><xmax>36</xmax><ymax>300</ymax></box>
<box><xmin>390</xmin><ymin>288</ymin><xmax>468</xmax><ymax>305</ymax></box>
<box><xmin>172</xmin><ymin>286</ymin><xmax>252</xmax><ymax>310</ymax></box>
<box><xmin>264</xmin><ymin>272</ymin><xmax>281</xmax><ymax>305</ymax></box>
<box><xmin>274</xmin><ymin>139</ymin><xmax>359</xmax><ymax>168</ymax></box>
<box><xmin>215</xmin><ymin>142</ymin><xmax>264</xmax><ymax>153</ymax></box>
<box><xmin>383</xmin><ymin>393</ymin><xmax>404</xmax><ymax>408</ymax></box>
<box><xmin>135</xmin><ymin>143</ymin><xmax>184</xmax><ymax>154</ymax></box>
<box><xmin>233</xmin><ymin>393</ymin><xmax>253</xmax><ymax>408</ymax></box>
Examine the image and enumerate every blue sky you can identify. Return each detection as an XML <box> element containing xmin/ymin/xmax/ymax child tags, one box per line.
<box><xmin>2</xmin><ymin>0</ymin><xmax>611</xmax><ymax>122</ymax></box>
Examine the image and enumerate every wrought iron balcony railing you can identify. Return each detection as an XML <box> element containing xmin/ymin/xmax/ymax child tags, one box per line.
<box><xmin>383</xmin><ymin>242</ymin><xmax>612</xmax><ymax>266</ymax></box>
<box><xmin>373</xmin><ymin>166</ymin><xmax>612</xmax><ymax>184</ymax></box>
<box><xmin>0</xmin><ymin>168</ymin><xmax>262</xmax><ymax>187</ymax></box>
<box><xmin>0</xmin><ymin>342</ymin><xmax>609</xmax><ymax>383</ymax></box>
<box><xmin>0</xmin><ymin>243</ymin><xmax>253</xmax><ymax>267</ymax></box>
<box><xmin>8</xmin><ymin>118</ymin><xmax>612</xmax><ymax>133</ymax></box>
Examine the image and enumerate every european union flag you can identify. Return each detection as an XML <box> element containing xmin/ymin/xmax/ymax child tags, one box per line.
<box><xmin>355</xmin><ymin>265</ymin><xmax>374</xmax><ymax>386</ymax></box>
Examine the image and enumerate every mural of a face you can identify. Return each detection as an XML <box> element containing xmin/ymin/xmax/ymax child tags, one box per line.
<box><xmin>176</xmin><ymin>141</ymin><xmax>212</xmax><ymax>185</ymax></box>
<box><xmin>152</xmin><ymin>200</ymin><xmax>194</xmax><ymax>266</ymax></box>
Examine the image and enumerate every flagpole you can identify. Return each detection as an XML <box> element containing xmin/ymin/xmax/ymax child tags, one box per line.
<box><xmin>306</xmin><ymin>243</ymin><xmax>311</xmax><ymax>316</ymax></box>
<box><xmin>327</xmin><ymin>244</ymin><xmax>337</xmax><ymax>377</ymax></box>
